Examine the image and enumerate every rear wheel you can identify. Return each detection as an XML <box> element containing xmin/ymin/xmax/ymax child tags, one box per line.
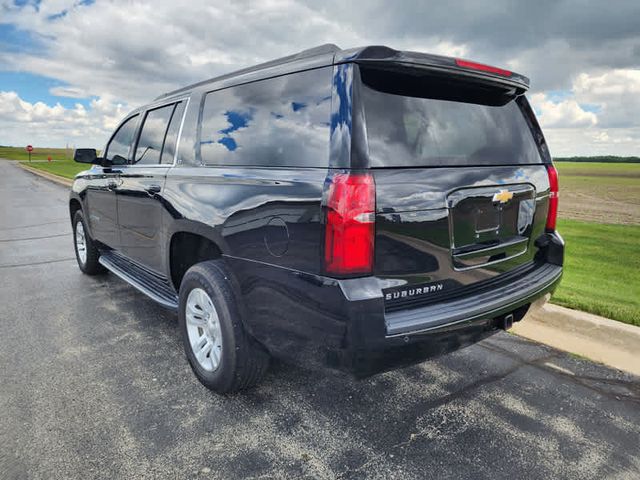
<box><xmin>178</xmin><ymin>259</ymin><xmax>269</xmax><ymax>393</ymax></box>
<box><xmin>72</xmin><ymin>210</ymin><xmax>105</xmax><ymax>275</ymax></box>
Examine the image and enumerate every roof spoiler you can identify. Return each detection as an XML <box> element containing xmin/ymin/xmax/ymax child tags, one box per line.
<box><xmin>337</xmin><ymin>46</ymin><xmax>530</xmax><ymax>93</ymax></box>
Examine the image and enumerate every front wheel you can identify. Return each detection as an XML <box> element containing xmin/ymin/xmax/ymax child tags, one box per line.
<box><xmin>178</xmin><ymin>259</ymin><xmax>270</xmax><ymax>393</ymax></box>
<box><xmin>72</xmin><ymin>210</ymin><xmax>105</xmax><ymax>275</ymax></box>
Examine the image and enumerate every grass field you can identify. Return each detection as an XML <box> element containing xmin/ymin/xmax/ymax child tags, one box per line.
<box><xmin>553</xmin><ymin>219</ymin><xmax>640</xmax><ymax>326</ymax></box>
<box><xmin>551</xmin><ymin>162</ymin><xmax>640</xmax><ymax>325</ymax></box>
<box><xmin>0</xmin><ymin>146</ymin><xmax>90</xmax><ymax>178</ymax></box>
<box><xmin>0</xmin><ymin>145</ymin><xmax>73</xmax><ymax>162</ymax></box>
<box><xmin>555</xmin><ymin>156</ymin><xmax>640</xmax><ymax>163</ymax></box>
<box><xmin>22</xmin><ymin>159</ymin><xmax>91</xmax><ymax>179</ymax></box>
<box><xmin>555</xmin><ymin>162</ymin><xmax>640</xmax><ymax>225</ymax></box>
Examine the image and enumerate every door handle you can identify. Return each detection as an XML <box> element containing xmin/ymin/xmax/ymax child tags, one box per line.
<box><xmin>145</xmin><ymin>184</ymin><xmax>162</xmax><ymax>194</ymax></box>
<box><xmin>106</xmin><ymin>179</ymin><xmax>118</xmax><ymax>190</ymax></box>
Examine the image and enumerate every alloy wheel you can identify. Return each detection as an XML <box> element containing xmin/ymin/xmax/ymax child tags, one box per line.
<box><xmin>75</xmin><ymin>221</ymin><xmax>87</xmax><ymax>265</ymax></box>
<box><xmin>185</xmin><ymin>288</ymin><xmax>223</xmax><ymax>372</ymax></box>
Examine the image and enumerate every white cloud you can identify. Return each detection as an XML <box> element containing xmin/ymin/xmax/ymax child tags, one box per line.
<box><xmin>527</xmin><ymin>68</ymin><xmax>640</xmax><ymax>156</ymax></box>
<box><xmin>529</xmin><ymin>93</ymin><xmax>598</xmax><ymax>128</ymax></box>
<box><xmin>49</xmin><ymin>86</ymin><xmax>87</xmax><ymax>99</ymax></box>
<box><xmin>542</xmin><ymin>127</ymin><xmax>640</xmax><ymax>157</ymax></box>
<box><xmin>0</xmin><ymin>90</ymin><xmax>129</xmax><ymax>148</ymax></box>
<box><xmin>404</xmin><ymin>41</ymin><xmax>469</xmax><ymax>58</ymax></box>
<box><xmin>572</xmin><ymin>69</ymin><xmax>640</xmax><ymax>128</ymax></box>
<box><xmin>574</xmin><ymin>69</ymin><xmax>640</xmax><ymax>97</ymax></box>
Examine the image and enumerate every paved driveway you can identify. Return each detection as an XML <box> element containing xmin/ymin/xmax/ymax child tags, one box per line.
<box><xmin>1</xmin><ymin>161</ymin><xmax>639</xmax><ymax>479</ymax></box>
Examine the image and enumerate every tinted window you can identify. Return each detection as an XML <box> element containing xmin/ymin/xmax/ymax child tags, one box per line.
<box><xmin>133</xmin><ymin>104</ymin><xmax>175</xmax><ymax>165</ymax></box>
<box><xmin>200</xmin><ymin>67</ymin><xmax>332</xmax><ymax>167</ymax></box>
<box><xmin>362</xmin><ymin>73</ymin><xmax>542</xmax><ymax>167</ymax></box>
<box><xmin>161</xmin><ymin>102</ymin><xmax>185</xmax><ymax>164</ymax></box>
<box><xmin>106</xmin><ymin>115</ymin><xmax>139</xmax><ymax>165</ymax></box>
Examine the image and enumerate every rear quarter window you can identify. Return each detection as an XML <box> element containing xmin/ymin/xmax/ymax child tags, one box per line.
<box><xmin>361</xmin><ymin>69</ymin><xmax>543</xmax><ymax>167</ymax></box>
<box><xmin>199</xmin><ymin>67</ymin><xmax>332</xmax><ymax>168</ymax></box>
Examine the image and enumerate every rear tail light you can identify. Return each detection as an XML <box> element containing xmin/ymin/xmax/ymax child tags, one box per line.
<box><xmin>546</xmin><ymin>164</ymin><xmax>559</xmax><ymax>231</ymax></box>
<box><xmin>455</xmin><ymin>58</ymin><xmax>512</xmax><ymax>77</ymax></box>
<box><xmin>323</xmin><ymin>172</ymin><xmax>375</xmax><ymax>276</ymax></box>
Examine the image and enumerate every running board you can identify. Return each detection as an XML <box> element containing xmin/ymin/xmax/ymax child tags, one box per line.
<box><xmin>99</xmin><ymin>251</ymin><xmax>178</xmax><ymax>311</ymax></box>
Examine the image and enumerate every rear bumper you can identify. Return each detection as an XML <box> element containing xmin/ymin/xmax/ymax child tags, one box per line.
<box><xmin>333</xmin><ymin>261</ymin><xmax>561</xmax><ymax>377</ymax></box>
<box><xmin>227</xmin><ymin>233</ymin><xmax>564</xmax><ymax>377</ymax></box>
<box><xmin>385</xmin><ymin>263</ymin><xmax>562</xmax><ymax>337</ymax></box>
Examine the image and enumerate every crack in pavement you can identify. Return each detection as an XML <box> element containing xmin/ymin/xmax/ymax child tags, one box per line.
<box><xmin>0</xmin><ymin>257</ymin><xmax>75</xmax><ymax>269</ymax></box>
<box><xmin>0</xmin><ymin>233</ymin><xmax>70</xmax><ymax>242</ymax></box>
<box><xmin>0</xmin><ymin>219</ymin><xmax>68</xmax><ymax>231</ymax></box>
<box><xmin>481</xmin><ymin>341</ymin><xmax>640</xmax><ymax>404</ymax></box>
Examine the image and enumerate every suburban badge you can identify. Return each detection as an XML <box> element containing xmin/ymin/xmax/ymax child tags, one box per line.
<box><xmin>385</xmin><ymin>283</ymin><xmax>445</xmax><ymax>301</ymax></box>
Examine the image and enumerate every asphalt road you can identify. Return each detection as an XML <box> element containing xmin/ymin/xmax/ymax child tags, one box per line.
<box><xmin>1</xmin><ymin>161</ymin><xmax>639</xmax><ymax>480</ymax></box>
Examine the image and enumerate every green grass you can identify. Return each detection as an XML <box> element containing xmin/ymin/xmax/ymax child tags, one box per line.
<box><xmin>555</xmin><ymin>156</ymin><xmax>640</xmax><ymax>163</ymax></box>
<box><xmin>0</xmin><ymin>146</ymin><xmax>90</xmax><ymax>179</ymax></box>
<box><xmin>552</xmin><ymin>219</ymin><xmax>640</xmax><ymax>326</ymax></box>
<box><xmin>555</xmin><ymin>161</ymin><xmax>640</xmax><ymax>177</ymax></box>
<box><xmin>23</xmin><ymin>159</ymin><xmax>90</xmax><ymax>179</ymax></box>
<box><xmin>0</xmin><ymin>145</ymin><xmax>73</xmax><ymax>162</ymax></box>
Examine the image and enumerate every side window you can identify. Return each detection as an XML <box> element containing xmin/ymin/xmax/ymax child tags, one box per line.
<box><xmin>199</xmin><ymin>66</ymin><xmax>332</xmax><ymax>167</ymax></box>
<box><xmin>105</xmin><ymin>115</ymin><xmax>139</xmax><ymax>165</ymax></box>
<box><xmin>133</xmin><ymin>104</ymin><xmax>175</xmax><ymax>165</ymax></box>
<box><xmin>160</xmin><ymin>102</ymin><xmax>186</xmax><ymax>164</ymax></box>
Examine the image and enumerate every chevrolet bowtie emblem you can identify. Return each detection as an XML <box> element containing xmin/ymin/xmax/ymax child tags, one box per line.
<box><xmin>492</xmin><ymin>189</ymin><xmax>514</xmax><ymax>204</ymax></box>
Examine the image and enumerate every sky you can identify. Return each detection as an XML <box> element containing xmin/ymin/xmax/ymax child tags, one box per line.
<box><xmin>1</xmin><ymin>0</ymin><xmax>639</xmax><ymax>156</ymax></box>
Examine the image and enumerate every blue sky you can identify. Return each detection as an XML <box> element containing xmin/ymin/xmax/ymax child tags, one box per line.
<box><xmin>0</xmin><ymin>22</ymin><xmax>32</xmax><ymax>50</ymax></box>
<box><xmin>0</xmin><ymin>71</ymin><xmax>93</xmax><ymax>108</ymax></box>
<box><xmin>1</xmin><ymin>0</ymin><xmax>639</xmax><ymax>155</ymax></box>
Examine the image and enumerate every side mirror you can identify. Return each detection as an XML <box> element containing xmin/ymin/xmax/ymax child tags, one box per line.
<box><xmin>110</xmin><ymin>154</ymin><xmax>128</xmax><ymax>166</ymax></box>
<box><xmin>74</xmin><ymin>148</ymin><xmax>101</xmax><ymax>164</ymax></box>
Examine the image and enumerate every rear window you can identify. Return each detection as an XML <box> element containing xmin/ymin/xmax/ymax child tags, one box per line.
<box><xmin>199</xmin><ymin>66</ymin><xmax>332</xmax><ymax>168</ymax></box>
<box><xmin>361</xmin><ymin>70</ymin><xmax>542</xmax><ymax>167</ymax></box>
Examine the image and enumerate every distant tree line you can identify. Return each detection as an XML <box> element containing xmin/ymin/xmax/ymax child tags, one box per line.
<box><xmin>554</xmin><ymin>156</ymin><xmax>640</xmax><ymax>163</ymax></box>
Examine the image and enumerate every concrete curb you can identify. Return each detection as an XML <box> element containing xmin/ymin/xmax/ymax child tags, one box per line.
<box><xmin>513</xmin><ymin>302</ymin><xmax>640</xmax><ymax>376</ymax></box>
<box><xmin>18</xmin><ymin>162</ymin><xmax>73</xmax><ymax>188</ymax></box>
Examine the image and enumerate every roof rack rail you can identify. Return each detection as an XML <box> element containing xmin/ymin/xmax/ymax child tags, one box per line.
<box><xmin>155</xmin><ymin>43</ymin><xmax>340</xmax><ymax>100</ymax></box>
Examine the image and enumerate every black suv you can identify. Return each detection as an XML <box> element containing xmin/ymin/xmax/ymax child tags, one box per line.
<box><xmin>70</xmin><ymin>44</ymin><xmax>563</xmax><ymax>393</ymax></box>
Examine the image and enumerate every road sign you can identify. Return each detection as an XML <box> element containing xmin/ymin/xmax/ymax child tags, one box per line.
<box><xmin>26</xmin><ymin>145</ymin><xmax>33</xmax><ymax>152</ymax></box>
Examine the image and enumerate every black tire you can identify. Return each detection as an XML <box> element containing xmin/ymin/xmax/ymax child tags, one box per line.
<box><xmin>72</xmin><ymin>210</ymin><xmax>105</xmax><ymax>275</ymax></box>
<box><xmin>178</xmin><ymin>259</ymin><xmax>270</xmax><ymax>393</ymax></box>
